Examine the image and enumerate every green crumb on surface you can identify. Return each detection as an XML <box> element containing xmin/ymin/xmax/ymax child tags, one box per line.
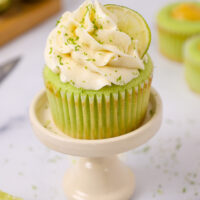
<box><xmin>182</xmin><ymin>187</ymin><xmax>186</xmax><ymax>193</ymax></box>
<box><xmin>176</xmin><ymin>143</ymin><xmax>182</xmax><ymax>150</ymax></box>
<box><xmin>149</xmin><ymin>109</ymin><xmax>154</xmax><ymax>116</ymax></box>
<box><xmin>31</xmin><ymin>185</ymin><xmax>37</xmax><ymax>190</ymax></box>
<box><xmin>143</xmin><ymin>146</ymin><xmax>151</xmax><ymax>152</ymax></box>
<box><xmin>43</xmin><ymin>120</ymin><xmax>51</xmax><ymax>128</ymax></box>
<box><xmin>157</xmin><ymin>188</ymin><xmax>163</xmax><ymax>195</ymax></box>
<box><xmin>18</xmin><ymin>172</ymin><xmax>23</xmax><ymax>176</ymax></box>
<box><xmin>84</xmin><ymin>66</ymin><xmax>88</xmax><ymax>70</ymax></box>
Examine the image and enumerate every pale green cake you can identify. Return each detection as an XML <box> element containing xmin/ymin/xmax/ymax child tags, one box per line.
<box><xmin>184</xmin><ymin>35</ymin><xmax>200</xmax><ymax>93</ymax></box>
<box><xmin>44</xmin><ymin>55</ymin><xmax>153</xmax><ymax>139</ymax></box>
<box><xmin>157</xmin><ymin>2</ymin><xmax>200</xmax><ymax>62</ymax></box>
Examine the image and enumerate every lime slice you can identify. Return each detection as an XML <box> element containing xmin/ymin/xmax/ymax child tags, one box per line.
<box><xmin>0</xmin><ymin>0</ymin><xmax>11</xmax><ymax>13</ymax></box>
<box><xmin>105</xmin><ymin>4</ymin><xmax>151</xmax><ymax>58</ymax></box>
<box><xmin>0</xmin><ymin>190</ymin><xmax>22</xmax><ymax>200</ymax></box>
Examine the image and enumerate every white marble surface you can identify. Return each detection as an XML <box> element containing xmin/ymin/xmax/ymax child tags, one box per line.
<box><xmin>0</xmin><ymin>0</ymin><xmax>200</xmax><ymax>199</ymax></box>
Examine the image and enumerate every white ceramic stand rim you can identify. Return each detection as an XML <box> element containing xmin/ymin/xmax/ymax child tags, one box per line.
<box><xmin>30</xmin><ymin>88</ymin><xmax>162</xmax><ymax>157</ymax></box>
<box><xmin>29</xmin><ymin>87</ymin><xmax>162</xmax><ymax>200</ymax></box>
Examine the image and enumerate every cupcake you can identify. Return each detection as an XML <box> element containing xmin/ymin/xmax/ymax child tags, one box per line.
<box><xmin>43</xmin><ymin>0</ymin><xmax>153</xmax><ymax>139</ymax></box>
<box><xmin>0</xmin><ymin>190</ymin><xmax>22</xmax><ymax>200</ymax></box>
<box><xmin>157</xmin><ymin>2</ymin><xmax>200</xmax><ymax>62</ymax></box>
<box><xmin>184</xmin><ymin>35</ymin><xmax>200</xmax><ymax>93</ymax></box>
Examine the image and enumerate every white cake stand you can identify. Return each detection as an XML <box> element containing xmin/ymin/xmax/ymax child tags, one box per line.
<box><xmin>29</xmin><ymin>88</ymin><xmax>162</xmax><ymax>200</ymax></box>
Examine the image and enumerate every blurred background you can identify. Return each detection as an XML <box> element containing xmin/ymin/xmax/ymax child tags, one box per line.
<box><xmin>0</xmin><ymin>0</ymin><xmax>200</xmax><ymax>200</ymax></box>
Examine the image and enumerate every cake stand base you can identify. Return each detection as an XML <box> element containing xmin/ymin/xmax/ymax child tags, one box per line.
<box><xmin>29</xmin><ymin>88</ymin><xmax>162</xmax><ymax>200</ymax></box>
<box><xmin>63</xmin><ymin>156</ymin><xmax>134</xmax><ymax>200</ymax></box>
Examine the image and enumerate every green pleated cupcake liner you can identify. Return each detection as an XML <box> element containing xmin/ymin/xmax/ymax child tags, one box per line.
<box><xmin>184</xmin><ymin>60</ymin><xmax>200</xmax><ymax>93</ymax></box>
<box><xmin>45</xmin><ymin>76</ymin><xmax>152</xmax><ymax>139</ymax></box>
<box><xmin>157</xmin><ymin>27</ymin><xmax>191</xmax><ymax>62</ymax></box>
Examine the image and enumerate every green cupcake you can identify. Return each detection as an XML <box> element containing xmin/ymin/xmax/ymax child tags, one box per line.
<box><xmin>157</xmin><ymin>2</ymin><xmax>200</xmax><ymax>62</ymax></box>
<box><xmin>0</xmin><ymin>190</ymin><xmax>22</xmax><ymax>200</ymax></box>
<box><xmin>43</xmin><ymin>0</ymin><xmax>153</xmax><ymax>139</ymax></box>
<box><xmin>184</xmin><ymin>35</ymin><xmax>200</xmax><ymax>93</ymax></box>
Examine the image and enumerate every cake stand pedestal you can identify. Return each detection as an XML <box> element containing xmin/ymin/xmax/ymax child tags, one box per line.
<box><xmin>29</xmin><ymin>88</ymin><xmax>162</xmax><ymax>200</ymax></box>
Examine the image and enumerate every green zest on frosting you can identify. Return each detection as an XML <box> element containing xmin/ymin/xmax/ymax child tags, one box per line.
<box><xmin>44</xmin><ymin>0</ymin><xmax>149</xmax><ymax>90</ymax></box>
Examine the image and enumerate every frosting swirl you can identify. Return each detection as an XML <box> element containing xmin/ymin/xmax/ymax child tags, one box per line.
<box><xmin>45</xmin><ymin>0</ymin><xmax>145</xmax><ymax>90</ymax></box>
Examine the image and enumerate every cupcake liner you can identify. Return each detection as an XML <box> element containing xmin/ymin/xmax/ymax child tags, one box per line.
<box><xmin>158</xmin><ymin>27</ymin><xmax>189</xmax><ymax>62</ymax></box>
<box><xmin>45</xmin><ymin>76</ymin><xmax>152</xmax><ymax>139</ymax></box>
<box><xmin>184</xmin><ymin>60</ymin><xmax>200</xmax><ymax>93</ymax></box>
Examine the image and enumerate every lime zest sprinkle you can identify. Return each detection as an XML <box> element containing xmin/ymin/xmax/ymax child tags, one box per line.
<box><xmin>67</xmin><ymin>37</ymin><xmax>77</xmax><ymax>45</ymax></box>
<box><xmin>64</xmin><ymin>33</ymin><xmax>68</xmax><ymax>36</ymax></box>
<box><xmin>115</xmin><ymin>70</ymin><xmax>118</xmax><ymax>72</ymax></box>
<box><xmin>57</xmin><ymin>55</ymin><xmax>63</xmax><ymax>65</ymax></box>
<box><xmin>56</xmin><ymin>19</ymin><xmax>60</xmax><ymax>26</ymax></box>
<box><xmin>84</xmin><ymin>66</ymin><xmax>88</xmax><ymax>69</ymax></box>
<box><xmin>116</xmin><ymin>76</ymin><xmax>122</xmax><ymax>82</ymax></box>
<box><xmin>49</xmin><ymin>47</ymin><xmax>53</xmax><ymax>54</ymax></box>
<box><xmin>57</xmin><ymin>30</ymin><xmax>61</xmax><ymax>34</ymax></box>
<box><xmin>86</xmin><ymin>58</ymin><xmax>96</xmax><ymax>62</ymax></box>
<box><xmin>75</xmin><ymin>45</ymin><xmax>81</xmax><ymax>51</ymax></box>
<box><xmin>67</xmin><ymin>67</ymin><xmax>71</xmax><ymax>70</ymax></box>
<box><xmin>83</xmin><ymin>52</ymin><xmax>88</xmax><ymax>56</ymax></box>
<box><xmin>98</xmin><ymin>40</ymin><xmax>104</xmax><ymax>45</ymax></box>
<box><xmin>70</xmin><ymin>80</ymin><xmax>75</xmax><ymax>85</ymax></box>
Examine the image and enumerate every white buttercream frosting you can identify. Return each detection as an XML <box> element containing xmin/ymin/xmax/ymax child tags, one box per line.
<box><xmin>45</xmin><ymin>0</ymin><xmax>146</xmax><ymax>90</ymax></box>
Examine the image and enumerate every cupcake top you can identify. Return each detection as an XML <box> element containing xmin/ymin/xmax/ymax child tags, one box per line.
<box><xmin>157</xmin><ymin>2</ymin><xmax>200</xmax><ymax>34</ymax></box>
<box><xmin>45</xmin><ymin>0</ymin><xmax>150</xmax><ymax>90</ymax></box>
<box><xmin>184</xmin><ymin>35</ymin><xmax>200</xmax><ymax>65</ymax></box>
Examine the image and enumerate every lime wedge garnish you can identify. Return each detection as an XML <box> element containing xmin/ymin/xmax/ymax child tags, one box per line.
<box><xmin>105</xmin><ymin>4</ymin><xmax>151</xmax><ymax>58</ymax></box>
